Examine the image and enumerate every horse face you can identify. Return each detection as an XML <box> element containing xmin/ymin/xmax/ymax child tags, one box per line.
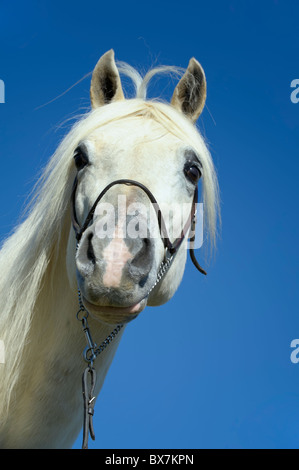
<box><xmin>68</xmin><ymin>119</ymin><xmax>201</xmax><ymax>325</ymax></box>
<box><xmin>66</xmin><ymin>50</ymin><xmax>207</xmax><ymax>325</ymax></box>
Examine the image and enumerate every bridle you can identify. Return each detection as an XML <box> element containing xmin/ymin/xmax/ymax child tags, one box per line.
<box><xmin>70</xmin><ymin>177</ymin><xmax>206</xmax><ymax>448</ymax></box>
<box><xmin>71</xmin><ymin>176</ymin><xmax>206</xmax><ymax>275</ymax></box>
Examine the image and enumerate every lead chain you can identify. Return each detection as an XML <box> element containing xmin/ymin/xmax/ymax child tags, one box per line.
<box><xmin>76</xmin><ymin>289</ymin><xmax>124</xmax><ymax>449</ymax></box>
<box><xmin>76</xmin><ymin>245</ymin><xmax>173</xmax><ymax>449</ymax></box>
<box><xmin>76</xmin><ymin>295</ymin><xmax>124</xmax><ymax>366</ymax></box>
<box><xmin>148</xmin><ymin>252</ymin><xmax>174</xmax><ymax>295</ymax></box>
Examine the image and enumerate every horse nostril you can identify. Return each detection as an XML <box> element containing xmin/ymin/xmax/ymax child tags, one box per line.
<box><xmin>128</xmin><ymin>237</ymin><xmax>153</xmax><ymax>288</ymax></box>
<box><xmin>130</xmin><ymin>238</ymin><xmax>151</xmax><ymax>270</ymax></box>
<box><xmin>87</xmin><ymin>233</ymin><xmax>96</xmax><ymax>264</ymax></box>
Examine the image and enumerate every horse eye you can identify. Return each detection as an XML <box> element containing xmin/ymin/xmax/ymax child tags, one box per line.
<box><xmin>74</xmin><ymin>147</ymin><xmax>89</xmax><ymax>171</ymax></box>
<box><xmin>184</xmin><ymin>163</ymin><xmax>202</xmax><ymax>184</ymax></box>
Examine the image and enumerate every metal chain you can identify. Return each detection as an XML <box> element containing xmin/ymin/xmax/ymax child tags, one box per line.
<box><xmin>148</xmin><ymin>251</ymin><xmax>174</xmax><ymax>295</ymax></box>
<box><xmin>76</xmin><ymin>295</ymin><xmax>124</xmax><ymax>366</ymax></box>
<box><xmin>76</xmin><ymin>288</ymin><xmax>124</xmax><ymax>449</ymax></box>
<box><xmin>76</xmin><ymin>246</ymin><xmax>173</xmax><ymax>449</ymax></box>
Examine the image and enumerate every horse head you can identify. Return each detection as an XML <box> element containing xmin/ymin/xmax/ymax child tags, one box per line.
<box><xmin>66</xmin><ymin>49</ymin><xmax>215</xmax><ymax>326</ymax></box>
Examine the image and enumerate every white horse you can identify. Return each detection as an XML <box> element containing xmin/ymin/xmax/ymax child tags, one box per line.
<box><xmin>0</xmin><ymin>50</ymin><xmax>219</xmax><ymax>449</ymax></box>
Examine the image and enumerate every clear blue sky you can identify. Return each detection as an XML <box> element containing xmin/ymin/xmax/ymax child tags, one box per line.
<box><xmin>1</xmin><ymin>0</ymin><xmax>299</xmax><ymax>449</ymax></box>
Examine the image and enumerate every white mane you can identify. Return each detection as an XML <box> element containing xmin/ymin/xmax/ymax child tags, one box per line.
<box><xmin>0</xmin><ymin>63</ymin><xmax>219</xmax><ymax>422</ymax></box>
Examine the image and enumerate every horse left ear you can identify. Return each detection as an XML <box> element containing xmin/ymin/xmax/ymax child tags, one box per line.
<box><xmin>90</xmin><ymin>49</ymin><xmax>125</xmax><ymax>108</ymax></box>
<box><xmin>171</xmin><ymin>58</ymin><xmax>207</xmax><ymax>122</ymax></box>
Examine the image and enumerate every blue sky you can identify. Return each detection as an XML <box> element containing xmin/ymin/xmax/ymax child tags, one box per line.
<box><xmin>1</xmin><ymin>0</ymin><xmax>299</xmax><ymax>449</ymax></box>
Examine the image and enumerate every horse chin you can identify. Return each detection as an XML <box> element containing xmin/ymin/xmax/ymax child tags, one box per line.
<box><xmin>81</xmin><ymin>295</ymin><xmax>147</xmax><ymax>326</ymax></box>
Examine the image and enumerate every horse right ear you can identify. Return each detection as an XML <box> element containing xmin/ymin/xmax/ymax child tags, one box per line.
<box><xmin>171</xmin><ymin>58</ymin><xmax>207</xmax><ymax>123</ymax></box>
<box><xmin>90</xmin><ymin>50</ymin><xmax>125</xmax><ymax>108</ymax></box>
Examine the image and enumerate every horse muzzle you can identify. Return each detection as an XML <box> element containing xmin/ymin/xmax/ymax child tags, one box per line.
<box><xmin>75</xmin><ymin>221</ymin><xmax>157</xmax><ymax>324</ymax></box>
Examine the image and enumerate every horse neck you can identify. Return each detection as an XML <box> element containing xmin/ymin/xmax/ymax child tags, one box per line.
<box><xmin>1</xmin><ymin>222</ymin><xmax>124</xmax><ymax>449</ymax></box>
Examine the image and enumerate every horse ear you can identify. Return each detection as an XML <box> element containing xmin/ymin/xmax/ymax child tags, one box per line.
<box><xmin>171</xmin><ymin>58</ymin><xmax>207</xmax><ymax>122</ymax></box>
<box><xmin>90</xmin><ymin>49</ymin><xmax>125</xmax><ymax>108</ymax></box>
